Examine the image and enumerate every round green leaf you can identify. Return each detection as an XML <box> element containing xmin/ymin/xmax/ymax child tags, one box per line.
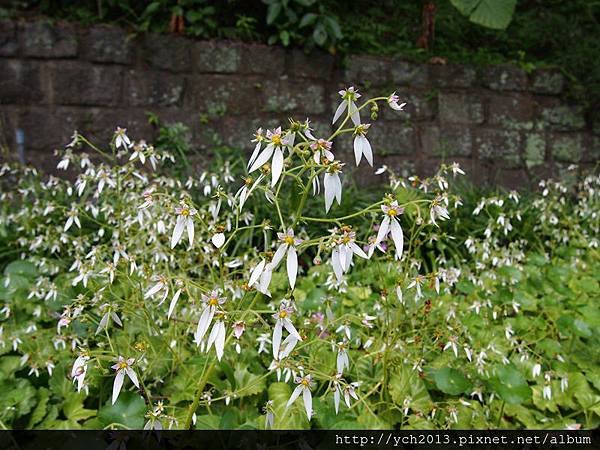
<box><xmin>433</xmin><ymin>368</ymin><xmax>472</xmax><ymax>395</ymax></box>
<box><xmin>489</xmin><ymin>365</ymin><xmax>532</xmax><ymax>405</ymax></box>
<box><xmin>98</xmin><ymin>391</ymin><xmax>146</xmax><ymax>429</ymax></box>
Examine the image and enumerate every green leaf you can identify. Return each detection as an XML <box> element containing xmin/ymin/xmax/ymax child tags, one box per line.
<box><xmin>268</xmin><ymin>382</ymin><xmax>309</xmax><ymax>429</ymax></box>
<box><xmin>433</xmin><ymin>368</ymin><xmax>472</xmax><ymax>395</ymax></box>
<box><xmin>194</xmin><ymin>414</ymin><xmax>220</xmax><ymax>429</ymax></box>
<box><xmin>63</xmin><ymin>392</ymin><xmax>96</xmax><ymax>422</ymax></box>
<box><xmin>233</xmin><ymin>365</ymin><xmax>266</xmax><ymax>398</ymax></box>
<box><xmin>312</xmin><ymin>24</ymin><xmax>327</xmax><ymax>46</ymax></box>
<box><xmin>4</xmin><ymin>260</ymin><xmax>37</xmax><ymax>278</ymax></box>
<box><xmin>27</xmin><ymin>388</ymin><xmax>50</xmax><ymax>429</ymax></box>
<box><xmin>450</xmin><ymin>0</ymin><xmax>516</xmax><ymax>30</ymax></box>
<box><xmin>489</xmin><ymin>365</ymin><xmax>532</xmax><ymax>405</ymax></box>
<box><xmin>98</xmin><ymin>391</ymin><xmax>146</xmax><ymax>429</ymax></box>
<box><xmin>389</xmin><ymin>365</ymin><xmax>432</xmax><ymax>412</ymax></box>
<box><xmin>266</xmin><ymin>3</ymin><xmax>282</xmax><ymax>25</ymax></box>
<box><xmin>299</xmin><ymin>13</ymin><xmax>317</xmax><ymax>28</ymax></box>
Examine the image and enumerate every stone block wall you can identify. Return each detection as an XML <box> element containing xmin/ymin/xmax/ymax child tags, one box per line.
<box><xmin>0</xmin><ymin>19</ymin><xmax>597</xmax><ymax>188</ymax></box>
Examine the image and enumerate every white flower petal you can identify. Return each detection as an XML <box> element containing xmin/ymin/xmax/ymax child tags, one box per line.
<box><xmin>112</xmin><ymin>371</ymin><xmax>125</xmax><ymax>404</ymax></box>
<box><xmin>249</xmin><ymin>259</ymin><xmax>266</xmax><ymax>287</ymax></box>
<box><xmin>390</xmin><ymin>218</ymin><xmax>404</xmax><ymax>260</ymax></box>
<box><xmin>171</xmin><ymin>216</ymin><xmax>186</xmax><ymax>248</ymax></box>
<box><xmin>332</xmin><ymin>101</ymin><xmax>346</xmax><ymax>124</ymax></box>
<box><xmin>167</xmin><ymin>289</ymin><xmax>182</xmax><ymax>319</ymax></box>
<box><xmin>272</xmin><ymin>321</ymin><xmax>283</xmax><ymax>359</ymax></box>
<box><xmin>287</xmin><ymin>385</ymin><xmax>303</xmax><ymax>408</ymax></box>
<box><xmin>249</xmin><ymin>145</ymin><xmax>274</xmax><ymax>173</ymax></box>
<box><xmin>286</xmin><ymin>246</ymin><xmax>298</xmax><ymax>289</ymax></box>
<box><xmin>211</xmin><ymin>232</ymin><xmax>225</xmax><ymax>248</ymax></box>
<box><xmin>302</xmin><ymin>388</ymin><xmax>312</xmax><ymax>420</ymax></box>
<box><xmin>271</xmin><ymin>148</ymin><xmax>284</xmax><ymax>187</ymax></box>
<box><xmin>374</xmin><ymin>216</ymin><xmax>390</xmax><ymax>246</ymax></box>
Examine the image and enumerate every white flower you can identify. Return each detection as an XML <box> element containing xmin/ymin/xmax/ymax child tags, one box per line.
<box><xmin>195</xmin><ymin>290</ymin><xmax>226</xmax><ymax>343</ymax></box>
<box><xmin>235</xmin><ymin>175</ymin><xmax>264</xmax><ymax>211</ymax></box>
<box><xmin>144</xmin><ymin>274</ymin><xmax>169</xmax><ymax>303</ymax></box>
<box><xmin>373</xmin><ymin>201</ymin><xmax>404</xmax><ymax>260</ymax></box>
<box><xmin>310</xmin><ymin>139</ymin><xmax>334</xmax><ymax>164</ymax></box>
<box><xmin>248</xmin><ymin>128</ymin><xmax>265</xmax><ymax>169</ymax></box>
<box><xmin>532</xmin><ymin>363</ymin><xmax>541</xmax><ymax>378</ymax></box>
<box><xmin>111</xmin><ymin>356</ymin><xmax>139</xmax><ymax>404</ymax></box>
<box><xmin>71</xmin><ymin>355</ymin><xmax>89</xmax><ymax>393</ymax></box>
<box><xmin>331</xmin><ymin>226</ymin><xmax>369</xmax><ymax>280</ymax></box>
<box><xmin>352</xmin><ymin>123</ymin><xmax>373</xmax><ymax>166</ymax></box>
<box><xmin>248</xmin><ymin>127</ymin><xmax>293</xmax><ymax>187</ymax></box>
<box><xmin>287</xmin><ymin>374</ymin><xmax>313</xmax><ymax>420</ymax></box>
<box><xmin>543</xmin><ymin>384</ymin><xmax>552</xmax><ymax>400</ymax></box>
<box><xmin>248</xmin><ymin>259</ymin><xmax>274</xmax><ymax>297</ymax></box>
<box><xmin>95</xmin><ymin>303</ymin><xmax>122</xmax><ymax>335</ymax></box>
<box><xmin>272</xmin><ymin>229</ymin><xmax>303</xmax><ymax>289</ymax></box>
<box><xmin>206</xmin><ymin>319</ymin><xmax>226</xmax><ymax>361</ymax></box>
<box><xmin>430</xmin><ymin>196</ymin><xmax>450</xmax><ymax>227</ymax></box>
<box><xmin>443</xmin><ymin>336</ymin><xmax>459</xmax><ymax>358</ymax></box>
<box><xmin>129</xmin><ymin>141</ymin><xmax>147</xmax><ymax>164</ymax></box>
<box><xmin>167</xmin><ymin>288</ymin><xmax>182</xmax><ymax>319</ymax></box>
<box><xmin>64</xmin><ymin>209</ymin><xmax>81</xmax><ymax>232</ymax></box>
<box><xmin>324</xmin><ymin>161</ymin><xmax>344</xmax><ymax>213</ymax></box>
<box><xmin>171</xmin><ymin>203</ymin><xmax>197</xmax><ymax>248</ymax></box>
<box><xmin>387</xmin><ymin>92</ymin><xmax>406</xmax><ymax>111</ymax></box>
<box><xmin>333</xmin><ymin>87</ymin><xmax>361</xmax><ymax>126</ymax></box>
<box><xmin>114</xmin><ymin>127</ymin><xmax>131</xmax><ymax>149</ymax></box>
<box><xmin>263</xmin><ymin>400</ymin><xmax>275</xmax><ymax>429</ymax></box>
<box><xmin>336</xmin><ymin>341</ymin><xmax>350</xmax><ymax>374</ymax></box>
<box><xmin>272</xmin><ymin>303</ymin><xmax>302</xmax><ymax>360</ymax></box>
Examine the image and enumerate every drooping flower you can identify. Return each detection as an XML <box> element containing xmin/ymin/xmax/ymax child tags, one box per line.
<box><xmin>195</xmin><ymin>290</ymin><xmax>226</xmax><ymax>344</ymax></box>
<box><xmin>336</xmin><ymin>340</ymin><xmax>350</xmax><ymax>374</ymax></box>
<box><xmin>263</xmin><ymin>400</ymin><xmax>275</xmax><ymax>429</ymax></box>
<box><xmin>211</xmin><ymin>231</ymin><xmax>225</xmax><ymax>248</ymax></box>
<box><xmin>324</xmin><ymin>161</ymin><xmax>344</xmax><ymax>213</ymax></box>
<box><xmin>373</xmin><ymin>201</ymin><xmax>404</xmax><ymax>260</ymax></box>
<box><xmin>144</xmin><ymin>274</ymin><xmax>169</xmax><ymax>304</ymax></box>
<box><xmin>71</xmin><ymin>354</ymin><xmax>89</xmax><ymax>393</ymax></box>
<box><xmin>248</xmin><ymin>128</ymin><xmax>265</xmax><ymax>169</ymax></box>
<box><xmin>310</xmin><ymin>138</ymin><xmax>334</xmax><ymax>164</ymax></box>
<box><xmin>353</xmin><ymin>123</ymin><xmax>373</xmax><ymax>166</ymax></box>
<box><xmin>206</xmin><ymin>318</ymin><xmax>226</xmax><ymax>361</ymax></box>
<box><xmin>64</xmin><ymin>209</ymin><xmax>81</xmax><ymax>232</ymax></box>
<box><xmin>272</xmin><ymin>229</ymin><xmax>303</xmax><ymax>289</ymax></box>
<box><xmin>248</xmin><ymin>259</ymin><xmax>274</xmax><ymax>297</ymax></box>
<box><xmin>387</xmin><ymin>92</ymin><xmax>406</xmax><ymax>111</ymax></box>
<box><xmin>111</xmin><ymin>356</ymin><xmax>139</xmax><ymax>404</ymax></box>
<box><xmin>333</xmin><ymin>87</ymin><xmax>361</xmax><ymax>126</ymax></box>
<box><xmin>114</xmin><ymin>127</ymin><xmax>131</xmax><ymax>149</ymax></box>
<box><xmin>430</xmin><ymin>196</ymin><xmax>450</xmax><ymax>227</ymax></box>
<box><xmin>248</xmin><ymin>127</ymin><xmax>293</xmax><ymax>187</ymax></box>
<box><xmin>331</xmin><ymin>226</ymin><xmax>369</xmax><ymax>280</ymax></box>
<box><xmin>272</xmin><ymin>303</ymin><xmax>302</xmax><ymax>359</ymax></box>
<box><xmin>287</xmin><ymin>374</ymin><xmax>313</xmax><ymax>420</ymax></box>
<box><xmin>171</xmin><ymin>202</ymin><xmax>197</xmax><ymax>248</ymax></box>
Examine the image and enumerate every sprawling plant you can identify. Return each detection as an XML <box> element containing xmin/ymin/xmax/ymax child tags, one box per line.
<box><xmin>1</xmin><ymin>88</ymin><xmax>598</xmax><ymax>430</ymax></box>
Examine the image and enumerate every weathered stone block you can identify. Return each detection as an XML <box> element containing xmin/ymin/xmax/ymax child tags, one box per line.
<box><xmin>474</xmin><ymin>128</ymin><xmax>522</xmax><ymax>167</ymax></box>
<box><xmin>530</xmin><ymin>69</ymin><xmax>564</xmax><ymax>95</ymax></box>
<box><xmin>429</xmin><ymin>63</ymin><xmax>476</xmax><ymax>88</ymax></box>
<box><xmin>144</xmin><ymin>34</ymin><xmax>191</xmax><ymax>72</ymax></box>
<box><xmin>390</xmin><ymin>59</ymin><xmax>428</xmax><ymax>86</ymax></box>
<box><xmin>438</xmin><ymin>92</ymin><xmax>484</xmax><ymax>124</ymax></box>
<box><xmin>540</xmin><ymin>105</ymin><xmax>585</xmax><ymax>131</ymax></box>
<box><xmin>190</xmin><ymin>74</ymin><xmax>263</xmax><ymax>116</ymax></box>
<box><xmin>345</xmin><ymin>54</ymin><xmax>391</xmax><ymax>86</ymax></box>
<box><xmin>240</xmin><ymin>44</ymin><xmax>285</xmax><ymax>76</ymax></box>
<box><xmin>288</xmin><ymin>49</ymin><xmax>334</xmax><ymax>79</ymax></box>
<box><xmin>421</xmin><ymin>126</ymin><xmax>472</xmax><ymax>157</ymax></box>
<box><xmin>125</xmin><ymin>70</ymin><xmax>185</xmax><ymax>107</ymax></box>
<box><xmin>549</xmin><ymin>133</ymin><xmax>583</xmax><ymax>162</ymax></box>
<box><xmin>82</xmin><ymin>25</ymin><xmax>131</xmax><ymax>64</ymax></box>
<box><xmin>0</xmin><ymin>59</ymin><xmax>46</xmax><ymax>103</ymax></box>
<box><xmin>487</xmin><ymin>93</ymin><xmax>534</xmax><ymax>127</ymax></box>
<box><xmin>0</xmin><ymin>21</ymin><xmax>18</xmax><ymax>56</ymax></box>
<box><xmin>193</xmin><ymin>41</ymin><xmax>241</xmax><ymax>73</ymax></box>
<box><xmin>365</xmin><ymin>121</ymin><xmax>416</xmax><ymax>156</ymax></box>
<box><xmin>482</xmin><ymin>64</ymin><xmax>527</xmax><ymax>91</ymax></box>
<box><xmin>524</xmin><ymin>133</ymin><xmax>546</xmax><ymax>168</ymax></box>
<box><xmin>51</xmin><ymin>62</ymin><xmax>123</xmax><ymax>106</ymax></box>
<box><xmin>22</xmin><ymin>21</ymin><xmax>78</xmax><ymax>58</ymax></box>
<box><xmin>263</xmin><ymin>78</ymin><xmax>325</xmax><ymax>115</ymax></box>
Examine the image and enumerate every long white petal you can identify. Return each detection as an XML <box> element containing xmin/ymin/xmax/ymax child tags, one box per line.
<box><xmin>353</xmin><ymin>136</ymin><xmax>363</xmax><ymax>166</ymax></box>
<box><xmin>144</xmin><ymin>282</ymin><xmax>163</xmax><ymax>299</ymax></box>
<box><xmin>302</xmin><ymin>388</ymin><xmax>312</xmax><ymax>420</ymax></box>
<box><xmin>171</xmin><ymin>216</ymin><xmax>185</xmax><ymax>248</ymax></box>
<box><xmin>286</xmin><ymin>246</ymin><xmax>298</xmax><ymax>289</ymax></box>
<box><xmin>112</xmin><ymin>371</ymin><xmax>125</xmax><ymax>404</ymax></box>
<box><xmin>126</xmin><ymin>367</ymin><xmax>139</xmax><ymax>388</ymax></box>
<box><xmin>272</xmin><ymin>321</ymin><xmax>283</xmax><ymax>359</ymax></box>
<box><xmin>287</xmin><ymin>385</ymin><xmax>303</xmax><ymax>407</ymax></box>
<box><xmin>249</xmin><ymin>259</ymin><xmax>266</xmax><ymax>287</ymax></box>
<box><xmin>331</xmin><ymin>249</ymin><xmax>343</xmax><ymax>281</ymax></box>
<box><xmin>206</xmin><ymin>321</ymin><xmax>220</xmax><ymax>352</ymax></box>
<box><xmin>334</xmin><ymin>388</ymin><xmax>340</xmax><ymax>414</ymax></box>
<box><xmin>249</xmin><ymin>145</ymin><xmax>274</xmax><ymax>173</ymax></box>
<box><xmin>211</xmin><ymin>232</ymin><xmax>225</xmax><ymax>248</ymax></box>
<box><xmin>349</xmin><ymin>101</ymin><xmax>360</xmax><ymax>126</ymax></box>
<box><xmin>271</xmin><ymin>244</ymin><xmax>287</xmax><ymax>269</ymax></box>
<box><xmin>258</xmin><ymin>265</ymin><xmax>273</xmax><ymax>297</ymax></box>
<box><xmin>349</xmin><ymin>242</ymin><xmax>368</xmax><ymax>259</ymax></box>
<box><xmin>271</xmin><ymin>148</ymin><xmax>284</xmax><ymax>187</ymax></box>
<box><xmin>332</xmin><ymin>101</ymin><xmax>346</xmax><ymax>124</ymax></box>
<box><xmin>196</xmin><ymin>306</ymin><xmax>215</xmax><ymax>343</ymax></box>
<box><xmin>374</xmin><ymin>216</ymin><xmax>390</xmax><ymax>246</ymax></box>
<box><xmin>323</xmin><ymin>173</ymin><xmax>336</xmax><ymax>213</ymax></box>
<box><xmin>390</xmin><ymin>217</ymin><xmax>404</xmax><ymax>260</ymax></box>
<box><xmin>333</xmin><ymin>173</ymin><xmax>342</xmax><ymax>204</ymax></box>
<box><xmin>361</xmin><ymin>136</ymin><xmax>373</xmax><ymax>166</ymax></box>
<box><xmin>283</xmin><ymin>318</ymin><xmax>302</xmax><ymax>341</ymax></box>
<box><xmin>215</xmin><ymin>322</ymin><xmax>226</xmax><ymax>361</ymax></box>
<box><xmin>186</xmin><ymin>218</ymin><xmax>194</xmax><ymax>247</ymax></box>
<box><xmin>248</xmin><ymin>142</ymin><xmax>261</xmax><ymax>168</ymax></box>
<box><xmin>167</xmin><ymin>289</ymin><xmax>182</xmax><ymax>319</ymax></box>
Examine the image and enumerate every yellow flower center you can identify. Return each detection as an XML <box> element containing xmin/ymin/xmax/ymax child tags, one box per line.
<box><xmin>284</xmin><ymin>236</ymin><xmax>295</xmax><ymax>245</ymax></box>
<box><xmin>279</xmin><ymin>310</ymin><xmax>288</xmax><ymax>319</ymax></box>
<box><xmin>181</xmin><ymin>208</ymin><xmax>190</xmax><ymax>217</ymax></box>
<box><xmin>388</xmin><ymin>209</ymin><xmax>398</xmax><ymax>217</ymax></box>
<box><xmin>118</xmin><ymin>361</ymin><xmax>128</xmax><ymax>370</ymax></box>
<box><xmin>209</xmin><ymin>298</ymin><xmax>219</xmax><ymax>306</ymax></box>
<box><xmin>271</xmin><ymin>135</ymin><xmax>282</xmax><ymax>146</ymax></box>
<box><xmin>301</xmin><ymin>379</ymin><xmax>309</xmax><ymax>386</ymax></box>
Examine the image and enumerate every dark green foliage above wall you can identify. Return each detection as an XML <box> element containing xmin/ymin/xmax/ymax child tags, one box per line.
<box><xmin>2</xmin><ymin>0</ymin><xmax>599</xmax><ymax>111</ymax></box>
